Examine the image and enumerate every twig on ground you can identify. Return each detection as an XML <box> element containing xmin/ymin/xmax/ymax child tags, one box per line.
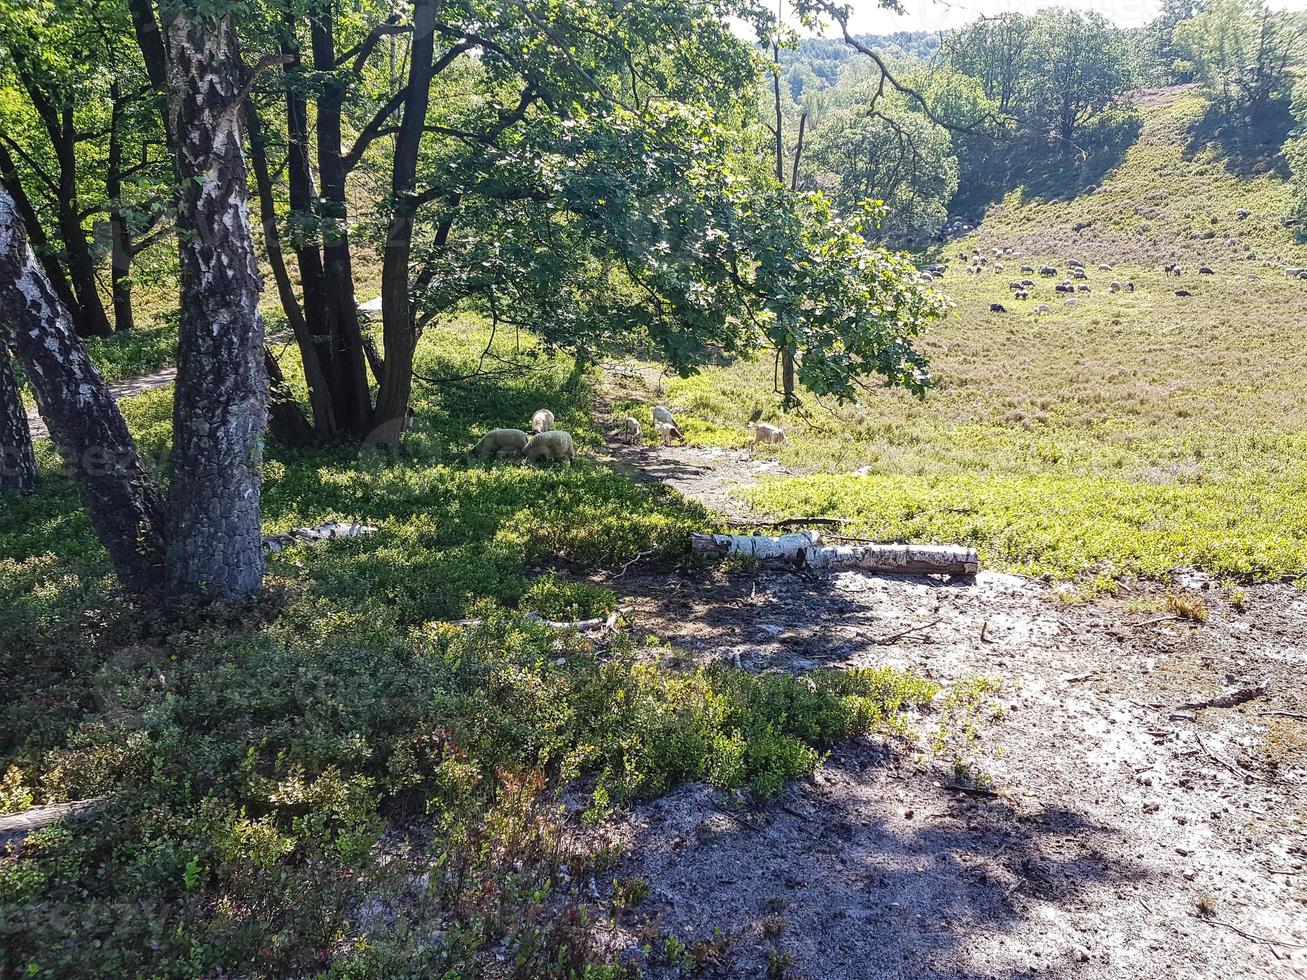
<box><xmin>1130</xmin><ymin>615</ymin><xmax>1182</xmax><ymax>628</ymax></box>
<box><xmin>1261</xmin><ymin>710</ymin><xmax>1307</xmax><ymax>721</ymax></box>
<box><xmin>1194</xmin><ymin>914</ymin><xmax>1307</xmax><ymax>949</ymax></box>
<box><xmin>1192</xmin><ymin>731</ymin><xmax>1268</xmax><ymax>783</ymax></box>
<box><xmin>1171</xmin><ymin>680</ymin><xmax>1268</xmax><ymax>718</ymax></box>
<box><xmin>942</xmin><ymin>783</ymin><xmax>999</xmax><ymax>798</ymax></box>
<box><xmin>979</xmin><ymin>620</ymin><xmax>994</xmax><ymax>644</ymax></box>
<box><xmin>874</xmin><ymin>618</ymin><xmax>942</xmax><ymax>645</ymax></box>
<box><xmin>613</xmin><ymin>548</ymin><xmax>655</xmax><ymax>579</ymax></box>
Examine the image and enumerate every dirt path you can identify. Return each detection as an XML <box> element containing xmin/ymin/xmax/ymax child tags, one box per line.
<box><xmin>25</xmin><ymin>367</ymin><xmax>177</xmax><ymax>440</ymax></box>
<box><xmin>587</xmin><ymin>402</ymin><xmax>1307</xmax><ymax>978</ymax></box>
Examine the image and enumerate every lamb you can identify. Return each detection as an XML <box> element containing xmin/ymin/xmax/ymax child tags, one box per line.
<box><xmin>751</xmin><ymin>422</ymin><xmax>787</xmax><ymax>445</ymax></box>
<box><xmin>1125</xmin><ymin>281</ymin><xmax>1135</xmax><ymax>292</ymax></box>
<box><xmin>521</xmin><ymin>429</ymin><xmax>576</xmax><ymax>463</ymax></box>
<box><xmin>654</xmin><ymin>420</ymin><xmax>686</xmax><ymax>445</ymax></box>
<box><xmin>466</xmin><ymin>428</ymin><xmax>530</xmax><ymax>461</ymax></box>
<box><xmin>995</xmin><ymin>262</ymin><xmax>1005</xmax><ymax>271</ymax></box>
<box><xmin>531</xmin><ymin>409</ymin><xmax>555</xmax><ymax>432</ymax></box>
<box><xmin>621</xmin><ymin>416</ymin><xmax>642</xmax><ymax>445</ymax></box>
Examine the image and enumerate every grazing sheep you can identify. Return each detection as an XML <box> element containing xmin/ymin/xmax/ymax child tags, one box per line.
<box><xmin>521</xmin><ymin>429</ymin><xmax>576</xmax><ymax>463</ymax></box>
<box><xmin>990</xmin><ymin>303</ymin><xmax>1008</xmax><ymax>313</ymax></box>
<box><xmin>1284</xmin><ymin>267</ymin><xmax>1305</xmax><ymax>278</ymax></box>
<box><xmin>1035</xmin><ymin>303</ymin><xmax>1052</xmax><ymax>313</ymax></box>
<box><xmin>1055</xmin><ymin>283</ymin><xmax>1075</xmax><ymax>293</ymax></box>
<box><xmin>1066</xmin><ymin>259</ymin><xmax>1084</xmax><ymax>269</ymax></box>
<box><xmin>1008</xmin><ymin>280</ymin><xmax>1024</xmax><ymax>290</ymax></box>
<box><xmin>1065</xmin><ymin>297</ymin><xmax>1079</xmax><ymax>306</ymax></box>
<box><xmin>621</xmin><ymin>416</ymin><xmax>642</xmax><ymax>445</ymax></box>
<box><xmin>995</xmin><ymin>262</ymin><xmax>1005</xmax><ymax>271</ymax></box>
<box><xmin>1236</xmin><ymin>208</ymin><xmax>1251</xmax><ymax>219</ymax></box>
<box><xmin>1199</xmin><ymin>266</ymin><xmax>1215</xmax><ymax>275</ymax></box>
<box><xmin>751</xmin><ymin>422</ymin><xmax>787</xmax><ymax>445</ymax></box>
<box><xmin>1165</xmin><ymin>263</ymin><xmax>1182</xmax><ymax>277</ymax></box>
<box><xmin>1109</xmin><ymin>280</ymin><xmax>1121</xmax><ymax>293</ymax></box>
<box><xmin>1098</xmin><ymin>263</ymin><xmax>1113</xmax><ymax>272</ymax></box>
<box><xmin>466</xmin><ymin>428</ymin><xmax>530</xmax><ymax>461</ymax></box>
<box><xmin>1020</xmin><ymin>265</ymin><xmax>1035</xmax><ymax>273</ymax></box>
<box><xmin>1014</xmin><ymin>289</ymin><xmax>1029</xmax><ymax>300</ymax></box>
<box><xmin>1040</xmin><ymin>265</ymin><xmax>1057</xmax><ymax>277</ymax></box>
<box><xmin>654</xmin><ymin>420</ymin><xmax>685</xmax><ymax>445</ymax></box>
<box><xmin>1076</xmin><ymin>284</ymin><xmax>1091</xmax><ymax>292</ymax></box>
<box><xmin>919</xmin><ymin>272</ymin><xmax>934</xmax><ymax>283</ymax></box>
<box><xmin>531</xmin><ymin>409</ymin><xmax>555</xmax><ymax>433</ymax></box>
<box><xmin>652</xmin><ymin>405</ymin><xmax>676</xmax><ymax>426</ymax></box>
<box><xmin>1175</xmin><ymin>289</ymin><xmax>1192</xmax><ymax>297</ymax></box>
<box><xmin>1021</xmin><ymin>278</ymin><xmax>1035</xmax><ymax>287</ymax></box>
<box><xmin>1125</xmin><ymin>281</ymin><xmax>1135</xmax><ymax>292</ymax></box>
<box><xmin>1071</xmin><ymin>267</ymin><xmax>1088</xmax><ymax>280</ymax></box>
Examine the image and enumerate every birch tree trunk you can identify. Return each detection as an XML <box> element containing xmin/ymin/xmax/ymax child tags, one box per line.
<box><xmin>163</xmin><ymin>8</ymin><xmax>266</xmax><ymax>600</ymax></box>
<box><xmin>0</xmin><ymin>342</ymin><xmax>37</xmax><ymax>494</ymax></box>
<box><xmin>0</xmin><ymin>186</ymin><xmax>167</xmax><ymax>594</ymax></box>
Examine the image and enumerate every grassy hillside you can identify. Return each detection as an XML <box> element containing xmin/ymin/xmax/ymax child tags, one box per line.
<box><xmin>633</xmin><ymin>87</ymin><xmax>1307</xmax><ymax>591</ymax></box>
<box><xmin>969</xmin><ymin>85</ymin><xmax>1307</xmax><ymax>269</ymax></box>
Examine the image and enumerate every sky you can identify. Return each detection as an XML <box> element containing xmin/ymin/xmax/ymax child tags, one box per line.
<box><xmin>833</xmin><ymin>0</ymin><xmax>1307</xmax><ymax>34</ymax></box>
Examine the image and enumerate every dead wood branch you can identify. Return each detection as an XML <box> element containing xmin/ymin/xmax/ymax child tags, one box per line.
<box><xmin>1172</xmin><ymin>680</ymin><xmax>1268</xmax><ymax>717</ymax></box>
<box><xmin>0</xmin><ymin>798</ymin><xmax>105</xmax><ymax>847</ymax></box>
<box><xmin>875</xmin><ymin>618</ymin><xmax>942</xmax><ymax>645</ymax></box>
<box><xmin>263</xmin><ymin>521</ymin><xmax>378</xmax><ymax>554</ymax></box>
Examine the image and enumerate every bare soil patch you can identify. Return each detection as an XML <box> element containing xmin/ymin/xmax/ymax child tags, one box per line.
<box><xmin>585</xmin><ymin>433</ymin><xmax>1307</xmax><ymax>979</ymax></box>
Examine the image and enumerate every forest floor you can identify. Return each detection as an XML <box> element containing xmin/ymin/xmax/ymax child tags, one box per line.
<box><xmin>584</xmin><ymin>402</ymin><xmax>1307</xmax><ymax>979</ymax></box>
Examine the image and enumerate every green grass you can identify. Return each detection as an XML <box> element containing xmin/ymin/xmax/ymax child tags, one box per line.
<box><xmin>0</xmin><ymin>319</ymin><xmax>958</xmax><ymax>978</ymax></box>
<box><xmin>634</xmin><ymin>88</ymin><xmax>1307</xmax><ymax>589</ymax></box>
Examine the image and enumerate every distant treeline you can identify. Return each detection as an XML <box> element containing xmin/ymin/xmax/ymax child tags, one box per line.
<box><xmin>774</xmin><ymin>0</ymin><xmax>1307</xmax><ymax>244</ymax></box>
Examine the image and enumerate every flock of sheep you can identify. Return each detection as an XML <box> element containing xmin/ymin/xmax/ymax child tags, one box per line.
<box><xmin>465</xmin><ymin>404</ymin><xmax>787</xmax><ymax>465</ymax></box>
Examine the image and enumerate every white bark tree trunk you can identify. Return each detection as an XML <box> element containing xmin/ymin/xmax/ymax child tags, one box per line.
<box><xmin>0</xmin><ymin>342</ymin><xmax>36</xmax><ymax>493</ymax></box>
<box><xmin>0</xmin><ymin>186</ymin><xmax>168</xmax><ymax>595</ymax></box>
<box><xmin>162</xmin><ymin>8</ymin><xmax>267</xmax><ymax>600</ymax></box>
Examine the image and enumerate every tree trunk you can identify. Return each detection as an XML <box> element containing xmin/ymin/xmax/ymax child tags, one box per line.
<box><xmin>0</xmin><ymin>144</ymin><xmax>80</xmax><ymax>317</ymax></box>
<box><xmin>245</xmin><ymin>100</ymin><xmax>334</xmax><ymax>439</ymax></box>
<box><xmin>107</xmin><ymin>85</ymin><xmax>136</xmax><ymax>333</ymax></box>
<box><xmin>0</xmin><ymin>186</ymin><xmax>167</xmax><ymax>594</ymax></box>
<box><xmin>0</xmin><ymin>342</ymin><xmax>37</xmax><ymax>494</ymax></box>
<box><xmin>781</xmin><ymin>348</ymin><xmax>796</xmax><ymax>406</ymax></box>
<box><xmin>312</xmin><ymin>12</ymin><xmax>374</xmax><ymax>438</ymax></box>
<box><xmin>53</xmin><ymin>107</ymin><xmax>113</xmax><ymax>340</ymax></box>
<box><xmin>264</xmin><ymin>348</ymin><xmax>315</xmax><ymax>446</ymax></box>
<box><xmin>163</xmin><ymin>8</ymin><xmax>267</xmax><ymax>601</ymax></box>
<box><xmin>374</xmin><ymin>0</ymin><xmax>437</xmax><ymax>436</ymax></box>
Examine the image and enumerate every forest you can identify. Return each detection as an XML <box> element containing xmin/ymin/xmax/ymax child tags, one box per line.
<box><xmin>1</xmin><ymin>0</ymin><xmax>1306</xmax><ymax>975</ymax></box>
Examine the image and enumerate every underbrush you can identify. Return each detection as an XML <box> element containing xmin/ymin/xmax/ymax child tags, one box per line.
<box><xmin>0</xmin><ymin>321</ymin><xmax>952</xmax><ymax>977</ymax></box>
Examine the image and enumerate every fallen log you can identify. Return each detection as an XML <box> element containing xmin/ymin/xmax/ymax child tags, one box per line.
<box><xmin>689</xmin><ymin>530</ymin><xmax>823</xmax><ymax>560</ymax></box>
<box><xmin>262</xmin><ymin>521</ymin><xmax>378</xmax><ymax>554</ymax></box>
<box><xmin>802</xmin><ymin>543</ymin><xmax>978</xmax><ymax>576</ymax></box>
<box><xmin>0</xmin><ymin>797</ymin><xmax>105</xmax><ymax>847</ymax></box>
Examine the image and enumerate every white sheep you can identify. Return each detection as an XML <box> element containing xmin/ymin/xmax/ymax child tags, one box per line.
<box><xmin>622</xmin><ymin>416</ymin><xmax>642</xmax><ymax>444</ymax></box>
<box><xmin>654</xmin><ymin>420</ymin><xmax>685</xmax><ymax>446</ymax></box>
<box><xmin>1098</xmin><ymin>263</ymin><xmax>1113</xmax><ymax>272</ymax></box>
<box><xmin>652</xmin><ymin>405</ymin><xmax>677</xmax><ymax>426</ymax></box>
<box><xmin>751</xmin><ymin>422</ymin><xmax>787</xmax><ymax>445</ymax></box>
<box><xmin>531</xmin><ymin>409</ymin><xmax>555</xmax><ymax>433</ymax></box>
<box><xmin>466</xmin><ymin>428</ymin><xmax>530</xmax><ymax>461</ymax></box>
<box><xmin>521</xmin><ymin>429</ymin><xmax>576</xmax><ymax>463</ymax></box>
<box><xmin>1035</xmin><ymin>304</ymin><xmax>1052</xmax><ymax>313</ymax></box>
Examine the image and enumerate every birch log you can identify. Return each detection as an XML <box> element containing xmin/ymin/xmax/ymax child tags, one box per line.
<box><xmin>802</xmin><ymin>543</ymin><xmax>978</xmax><ymax>575</ymax></box>
<box><xmin>689</xmin><ymin>530</ymin><xmax>824</xmax><ymax>559</ymax></box>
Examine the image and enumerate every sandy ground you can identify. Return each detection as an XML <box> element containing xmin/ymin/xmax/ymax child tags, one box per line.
<box><xmin>584</xmin><ymin>429</ymin><xmax>1307</xmax><ymax>979</ymax></box>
